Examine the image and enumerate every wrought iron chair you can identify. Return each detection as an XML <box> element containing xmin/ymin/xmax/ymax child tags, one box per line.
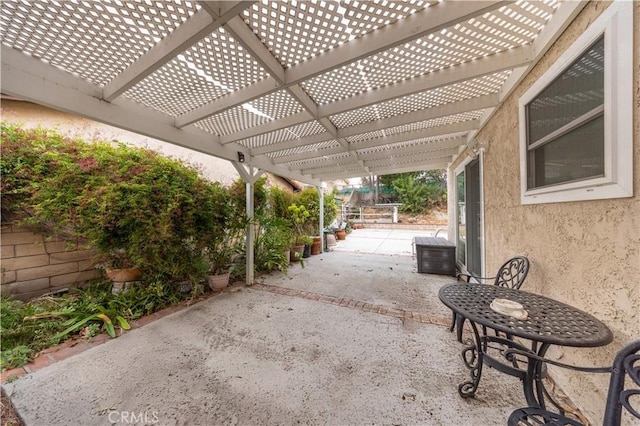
<box><xmin>507</xmin><ymin>339</ymin><xmax>640</xmax><ymax>426</ymax></box>
<box><xmin>450</xmin><ymin>256</ymin><xmax>530</xmax><ymax>342</ymax></box>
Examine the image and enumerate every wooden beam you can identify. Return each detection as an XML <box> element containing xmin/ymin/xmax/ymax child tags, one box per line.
<box><xmin>103</xmin><ymin>2</ymin><xmax>252</xmax><ymax>101</ymax></box>
<box><xmin>1</xmin><ymin>46</ymin><xmax>321</xmax><ymax>186</ymax></box>
<box><xmin>248</xmin><ymin>94</ymin><xmax>496</xmax><ymax>156</ymax></box>
<box><xmin>172</xmin><ymin>1</ymin><xmax>507</xmax><ymax>128</ymax></box>
<box><xmin>318</xmin><ymin>45</ymin><xmax>534</xmax><ymax>118</ymax></box>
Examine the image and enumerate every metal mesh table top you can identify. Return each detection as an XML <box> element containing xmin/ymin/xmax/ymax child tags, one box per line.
<box><xmin>439</xmin><ymin>283</ymin><xmax>613</xmax><ymax>347</ymax></box>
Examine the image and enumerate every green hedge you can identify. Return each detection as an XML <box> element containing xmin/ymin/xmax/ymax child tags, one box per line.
<box><xmin>1</xmin><ymin>123</ymin><xmax>233</xmax><ymax>283</ymax></box>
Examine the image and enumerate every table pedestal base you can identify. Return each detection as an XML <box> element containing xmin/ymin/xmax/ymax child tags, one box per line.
<box><xmin>457</xmin><ymin>321</ymin><xmax>551</xmax><ymax>408</ymax></box>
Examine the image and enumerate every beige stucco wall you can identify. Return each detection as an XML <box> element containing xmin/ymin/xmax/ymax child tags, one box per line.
<box><xmin>0</xmin><ymin>99</ymin><xmax>240</xmax><ymax>185</ymax></box>
<box><xmin>452</xmin><ymin>2</ymin><xmax>639</xmax><ymax>422</ymax></box>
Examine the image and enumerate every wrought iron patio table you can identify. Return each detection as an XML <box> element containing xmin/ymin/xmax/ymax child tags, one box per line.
<box><xmin>438</xmin><ymin>283</ymin><xmax>613</xmax><ymax>409</ymax></box>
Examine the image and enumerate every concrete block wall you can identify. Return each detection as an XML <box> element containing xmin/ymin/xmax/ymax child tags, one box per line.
<box><xmin>1</xmin><ymin>223</ymin><xmax>101</xmax><ymax>300</ymax></box>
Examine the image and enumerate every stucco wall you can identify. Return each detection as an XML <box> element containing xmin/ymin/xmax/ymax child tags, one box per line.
<box><xmin>0</xmin><ymin>99</ymin><xmax>240</xmax><ymax>185</ymax></box>
<box><xmin>467</xmin><ymin>2</ymin><xmax>639</xmax><ymax>422</ymax></box>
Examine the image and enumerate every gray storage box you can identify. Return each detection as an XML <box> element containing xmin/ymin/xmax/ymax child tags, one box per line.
<box><xmin>415</xmin><ymin>237</ymin><xmax>456</xmax><ymax>276</ymax></box>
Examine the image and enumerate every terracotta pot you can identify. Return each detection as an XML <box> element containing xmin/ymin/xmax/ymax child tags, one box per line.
<box><xmin>311</xmin><ymin>236</ymin><xmax>322</xmax><ymax>255</ymax></box>
<box><xmin>105</xmin><ymin>268</ymin><xmax>141</xmax><ymax>282</ymax></box>
<box><xmin>207</xmin><ymin>272</ymin><xmax>230</xmax><ymax>291</ymax></box>
<box><xmin>335</xmin><ymin>229</ymin><xmax>347</xmax><ymax>240</ymax></box>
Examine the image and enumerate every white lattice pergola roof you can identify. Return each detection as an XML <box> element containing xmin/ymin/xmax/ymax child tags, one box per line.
<box><xmin>1</xmin><ymin>0</ymin><xmax>587</xmax><ymax>185</ymax></box>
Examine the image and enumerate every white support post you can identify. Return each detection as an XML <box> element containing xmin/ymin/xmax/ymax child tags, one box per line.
<box><xmin>246</xmin><ymin>176</ymin><xmax>255</xmax><ymax>286</ymax></box>
<box><xmin>232</xmin><ymin>162</ymin><xmax>265</xmax><ymax>286</ymax></box>
<box><xmin>317</xmin><ymin>186</ymin><xmax>324</xmax><ymax>253</ymax></box>
<box><xmin>393</xmin><ymin>206</ymin><xmax>398</xmax><ymax>224</ymax></box>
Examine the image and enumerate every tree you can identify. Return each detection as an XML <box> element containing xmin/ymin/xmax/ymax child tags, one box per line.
<box><xmin>383</xmin><ymin>170</ymin><xmax>447</xmax><ymax>214</ymax></box>
<box><xmin>392</xmin><ymin>175</ymin><xmax>430</xmax><ymax>215</ymax></box>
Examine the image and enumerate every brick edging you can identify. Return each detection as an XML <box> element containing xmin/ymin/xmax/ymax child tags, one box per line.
<box><xmin>252</xmin><ymin>283</ymin><xmax>451</xmax><ymax>327</ymax></box>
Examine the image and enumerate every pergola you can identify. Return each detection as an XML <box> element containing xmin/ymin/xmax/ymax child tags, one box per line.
<box><xmin>0</xmin><ymin>0</ymin><xmax>586</xmax><ymax>284</ymax></box>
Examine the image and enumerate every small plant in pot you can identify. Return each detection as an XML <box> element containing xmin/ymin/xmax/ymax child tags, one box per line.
<box><xmin>206</xmin><ymin>240</ymin><xmax>235</xmax><ymax>291</ymax></box>
<box><xmin>205</xmin><ymin>210</ymin><xmax>247</xmax><ymax>291</ymax></box>
<box><xmin>300</xmin><ymin>235</ymin><xmax>314</xmax><ymax>258</ymax></box>
<box><xmin>205</xmin><ymin>222</ymin><xmax>245</xmax><ymax>291</ymax></box>
<box><xmin>254</xmin><ymin>216</ymin><xmax>293</xmax><ymax>273</ymax></box>
<box><xmin>334</xmin><ymin>221</ymin><xmax>347</xmax><ymax>240</ymax></box>
<box><xmin>100</xmin><ymin>248</ymin><xmax>142</xmax><ymax>293</ymax></box>
<box><xmin>288</xmin><ymin>204</ymin><xmax>310</xmax><ymax>263</ymax></box>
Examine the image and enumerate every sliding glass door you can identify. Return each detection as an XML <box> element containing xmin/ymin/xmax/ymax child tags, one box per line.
<box><xmin>455</xmin><ymin>159</ymin><xmax>482</xmax><ymax>276</ymax></box>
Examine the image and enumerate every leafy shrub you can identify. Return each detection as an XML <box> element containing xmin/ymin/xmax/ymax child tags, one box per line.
<box><xmin>372</xmin><ymin>171</ymin><xmax>447</xmax><ymax>212</ymax></box>
<box><xmin>0</xmin><ymin>123</ymin><xmax>231</xmax><ymax>283</ymax></box>
<box><xmin>294</xmin><ymin>188</ymin><xmax>338</xmax><ymax>234</ymax></box>
<box><xmin>393</xmin><ymin>175</ymin><xmax>430</xmax><ymax>215</ymax></box>
<box><xmin>392</xmin><ymin>173</ymin><xmax>447</xmax><ymax>215</ymax></box>
<box><xmin>0</xmin><ymin>123</ymin><xmax>253</xmax><ymax>369</ymax></box>
<box><xmin>288</xmin><ymin>204</ymin><xmax>310</xmax><ymax>244</ymax></box>
<box><xmin>228</xmin><ymin>176</ymin><xmax>268</xmax><ymax>218</ymax></box>
<box><xmin>268</xmin><ymin>186</ymin><xmax>294</xmax><ymax>221</ymax></box>
<box><xmin>254</xmin><ymin>216</ymin><xmax>292</xmax><ymax>273</ymax></box>
<box><xmin>0</xmin><ymin>279</ymin><xmax>195</xmax><ymax>370</ymax></box>
<box><xmin>0</xmin><ymin>297</ymin><xmax>67</xmax><ymax>363</ymax></box>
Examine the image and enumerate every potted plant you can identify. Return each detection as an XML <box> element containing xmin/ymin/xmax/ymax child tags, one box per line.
<box><xmin>288</xmin><ymin>204</ymin><xmax>310</xmax><ymax>262</ymax></box>
<box><xmin>311</xmin><ymin>236</ymin><xmax>322</xmax><ymax>255</ymax></box>
<box><xmin>300</xmin><ymin>235</ymin><xmax>314</xmax><ymax>258</ymax></box>
<box><xmin>205</xmin><ymin>240</ymin><xmax>233</xmax><ymax>290</ymax></box>
<box><xmin>335</xmin><ymin>221</ymin><xmax>347</xmax><ymax>240</ymax></box>
<box><xmin>205</xmin><ymin>209</ymin><xmax>246</xmax><ymax>291</ymax></box>
<box><xmin>290</xmin><ymin>239</ymin><xmax>305</xmax><ymax>262</ymax></box>
<box><xmin>102</xmin><ymin>249</ymin><xmax>142</xmax><ymax>283</ymax></box>
<box><xmin>254</xmin><ymin>216</ymin><xmax>293</xmax><ymax>273</ymax></box>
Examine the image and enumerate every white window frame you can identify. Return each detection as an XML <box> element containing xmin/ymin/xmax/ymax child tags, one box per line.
<box><xmin>519</xmin><ymin>1</ymin><xmax>633</xmax><ymax>205</ymax></box>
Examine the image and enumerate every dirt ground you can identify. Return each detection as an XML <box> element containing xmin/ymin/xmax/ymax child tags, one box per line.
<box><xmin>397</xmin><ymin>210</ymin><xmax>447</xmax><ymax>225</ymax></box>
<box><xmin>358</xmin><ymin>207</ymin><xmax>447</xmax><ymax>225</ymax></box>
<box><xmin>1</xmin><ymin>389</ymin><xmax>23</xmax><ymax>426</ymax></box>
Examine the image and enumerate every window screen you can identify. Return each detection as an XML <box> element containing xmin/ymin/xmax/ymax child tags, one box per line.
<box><xmin>525</xmin><ymin>36</ymin><xmax>604</xmax><ymax>190</ymax></box>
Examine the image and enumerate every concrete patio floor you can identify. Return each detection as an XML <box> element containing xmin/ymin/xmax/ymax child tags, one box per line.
<box><xmin>332</xmin><ymin>227</ymin><xmax>448</xmax><ymax>257</ymax></box>
<box><xmin>3</xmin><ymin>229</ymin><xmax>528</xmax><ymax>425</ymax></box>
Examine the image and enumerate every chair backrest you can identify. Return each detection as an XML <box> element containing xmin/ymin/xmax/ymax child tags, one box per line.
<box><xmin>603</xmin><ymin>339</ymin><xmax>640</xmax><ymax>426</ymax></box>
<box><xmin>494</xmin><ymin>256</ymin><xmax>529</xmax><ymax>289</ymax></box>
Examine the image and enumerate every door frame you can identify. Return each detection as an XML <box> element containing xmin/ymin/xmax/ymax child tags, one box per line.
<box><xmin>453</xmin><ymin>152</ymin><xmax>485</xmax><ymax>277</ymax></box>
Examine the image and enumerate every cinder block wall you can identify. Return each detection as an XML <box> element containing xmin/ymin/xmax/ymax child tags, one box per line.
<box><xmin>1</xmin><ymin>223</ymin><xmax>101</xmax><ymax>300</ymax></box>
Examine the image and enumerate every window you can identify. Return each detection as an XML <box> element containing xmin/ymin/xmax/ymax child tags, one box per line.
<box><xmin>519</xmin><ymin>1</ymin><xmax>632</xmax><ymax>204</ymax></box>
